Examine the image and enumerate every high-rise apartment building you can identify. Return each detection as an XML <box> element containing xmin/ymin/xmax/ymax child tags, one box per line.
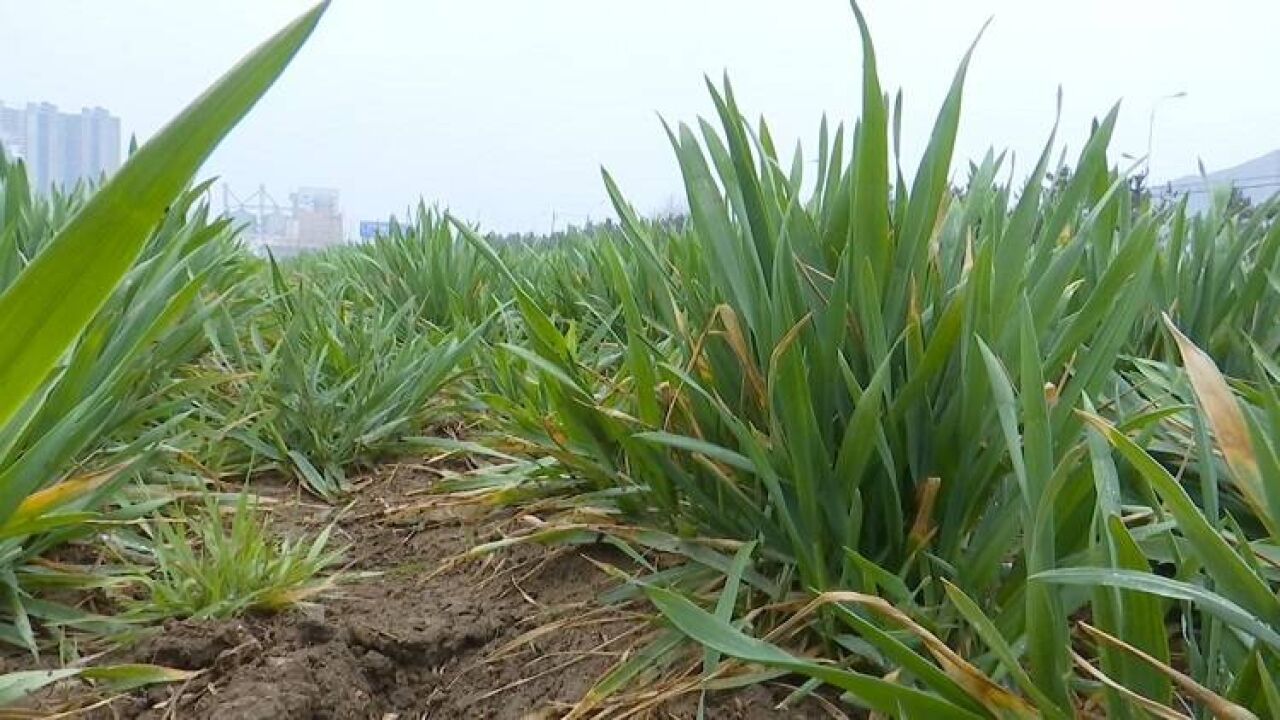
<box><xmin>0</xmin><ymin>100</ymin><xmax>121</xmax><ymax>192</ymax></box>
<box><xmin>0</xmin><ymin>104</ymin><xmax>24</xmax><ymax>159</ymax></box>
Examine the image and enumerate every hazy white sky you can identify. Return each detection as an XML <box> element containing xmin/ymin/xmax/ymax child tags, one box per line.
<box><xmin>2</xmin><ymin>1</ymin><xmax>1276</xmax><ymax>233</ymax></box>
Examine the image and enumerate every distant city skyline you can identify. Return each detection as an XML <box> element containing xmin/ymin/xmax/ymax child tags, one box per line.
<box><xmin>0</xmin><ymin>99</ymin><xmax>120</xmax><ymax>192</ymax></box>
<box><xmin>5</xmin><ymin>1</ymin><xmax>1277</xmax><ymax>235</ymax></box>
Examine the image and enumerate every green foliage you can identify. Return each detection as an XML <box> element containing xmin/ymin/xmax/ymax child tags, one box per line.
<box><xmin>325</xmin><ymin>204</ymin><xmax>496</xmax><ymax>326</ymax></box>
<box><xmin>187</xmin><ymin>244</ymin><xmax>484</xmax><ymax>499</ymax></box>
<box><xmin>5</xmin><ymin>0</ymin><xmax>1280</xmax><ymax>716</ymax></box>
<box><xmin>0</xmin><ymin>0</ymin><xmax>327</xmax><ymax>702</ymax></box>
<box><xmin>0</xmin><ymin>157</ymin><xmax>251</xmax><ymax>654</ymax></box>
<box><xmin>433</xmin><ymin>3</ymin><xmax>1280</xmax><ymax>717</ymax></box>
<box><xmin>0</xmin><ymin>3</ymin><xmax>327</xmax><ymax>429</ymax></box>
<box><xmin>130</xmin><ymin>492</ymin><xmax>341</xmax><ymax>620</ymax></box>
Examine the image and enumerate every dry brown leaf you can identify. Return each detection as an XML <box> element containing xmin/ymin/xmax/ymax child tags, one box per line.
<box><xmin>1163</xmin><ymin>314</ymin><xmax>1266</xmax><ymax>520</ymax></box>
<box><xmin>1081</xmin><ymin>622</ymin><xmax>1257</xmax><ymax>720</ymax></box>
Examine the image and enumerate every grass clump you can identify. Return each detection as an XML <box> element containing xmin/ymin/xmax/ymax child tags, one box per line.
<box><xmin>131</xmin><ymin>493</ymin><xmax>341</xmax><ymax>621</ymax></box>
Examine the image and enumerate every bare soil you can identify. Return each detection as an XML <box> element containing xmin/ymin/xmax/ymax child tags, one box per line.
<box><xmin>14</xmin><ymin>461</ymin><xmax>835</xmax><ymax>719</ymax></box>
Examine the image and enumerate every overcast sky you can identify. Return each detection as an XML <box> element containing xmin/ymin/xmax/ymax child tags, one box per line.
<box><xmin>2</xmin><ymin>1</ymin><xmax>1276</xmax><ymax>233</ymax></box>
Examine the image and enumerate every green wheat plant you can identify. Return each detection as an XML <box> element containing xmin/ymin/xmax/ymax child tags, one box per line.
<box><xmin>440</xmin><ymin>3</ymin><xmax>1280</xmax><ymax>717</ymax></box>
<box><xmin>189</xmin><ymin>257</ymin><xmax>485</xmax><ymax>499</ymax></box>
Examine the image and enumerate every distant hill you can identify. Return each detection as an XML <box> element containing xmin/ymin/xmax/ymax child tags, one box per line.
<box><xmin>1157</xmin><ymin>149</ymin><xmax>1280</xmax><ymax>212</ymax></box>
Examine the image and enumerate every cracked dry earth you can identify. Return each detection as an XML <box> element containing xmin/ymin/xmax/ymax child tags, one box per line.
<box><xmin>46</xmin><ymin>462</ymin><xmax>833</xmax><ymax>719</ymax></box>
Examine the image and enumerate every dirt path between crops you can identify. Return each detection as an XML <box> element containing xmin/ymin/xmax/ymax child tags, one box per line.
<box><xmin>59</xmin><ymin>461</ymin><xmax>837</xmax><ymax>720</ymax></box>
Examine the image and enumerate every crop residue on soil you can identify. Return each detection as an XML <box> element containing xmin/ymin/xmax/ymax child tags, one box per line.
<box><xmin>50</xmin><ymin>463</ymin><xmax>827</xmax><ymax>720</ymax></box>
